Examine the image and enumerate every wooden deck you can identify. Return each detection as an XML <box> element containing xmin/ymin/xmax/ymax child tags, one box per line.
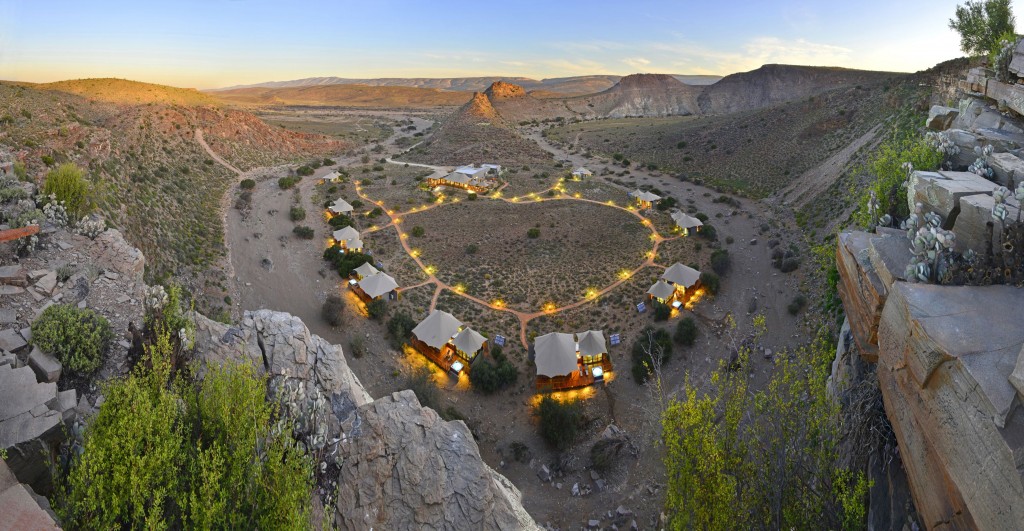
<box><xmin>536</xmin><ymin>358</ymin><xmax>613</xmax><ymax>391</ymax></box>
<box><xmin>410</xmin><ymin>338</ymin><xmax>470</xmax><ymax>374</ymax></box>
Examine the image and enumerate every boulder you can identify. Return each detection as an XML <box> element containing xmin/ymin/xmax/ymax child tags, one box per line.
<box><xmin>1011</xmin><ymin>347</ymin><xmax>1024</xmax><ymax>399</ymax></box>
<box><xmin>34</xmin><ymin>272</ymin><xmax>56</xmax><ymax>296</ymax></box>
<box><xmin>1009</xmin><ymin>40</ymin><xmax>1024</xmax><ymax>77</ymax></box>
<box><xmin>945</xmin><ymin>128</ymin><xmax>1024</xmax><ymax>167</ymax></box>
<box><xmin>333</xmin><ymin>391</ymin><xmax>539</xmax><ymax>530</ymax></box>
<box><xmin>0</xmin><ymin>364</ymin><xmax>75</xmax><ymax>495</ymax></box>
<box><xmin>0</xmin><ymin>460</ymin><xmax>59</xmax><ymax>529</ymax></box>
<box><xmin>27</xmin><ymin>348</ymin><xmax>61</xmax><ymax>383</ymax></box>
<box><xmin>92</xmin><ymin>229</ymin><xmax>145</xmax><ymax>282</ymax></box>
<box><xmin>952</xmin><ymin>98</ymin><xmax>1024</xmax><ymax>134</ymax></box>
<box><xmin>988</xmin><ymin>151</ymin><xmax>1024</xmax><ymax>187</ymax></box>
<box><xmin>926</xmin><ymin>105</ymin><xmax>958</xmax><ymax>131</ymax></box>
<box><xmin>877</xmin><ymin>282</ymin><xmax>1024</xmax><ymax>528</ymax></box>
<box><xmin>953</xmin><ymin>193</ymin><xmax>1021</xmax><ymax>254</ymax></box>
<box><xmin>0</xmin><ymin>329</ymin><xmax>27</xmax><ymax>354</ymax></box>
<box><xmin>906</xmin><ymin>170</ymin><xmax>996</xmax><ymax>225</ymax></box>
<box><xmin>964</xmin><ymin>67</ymin><xmax>991</xmax><ymax>93</ymax></box>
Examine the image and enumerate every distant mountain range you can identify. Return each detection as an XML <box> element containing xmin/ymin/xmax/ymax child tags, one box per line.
<box><xmin>209</xmin><ymin>75</ymin><xmax>723</xmax><ymax>94</ymax></box>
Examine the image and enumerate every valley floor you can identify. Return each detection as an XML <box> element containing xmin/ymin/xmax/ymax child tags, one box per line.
<box><xmin>217</xmin><ymin>110</ymin><xmax>810</xmax><ymax>527</ymax></box>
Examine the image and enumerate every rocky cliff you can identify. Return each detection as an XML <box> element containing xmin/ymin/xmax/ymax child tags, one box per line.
<box><xmin>194</xmin><ymin>310</ymin><xmax>539</xmax><ymax>530</ymax></box>
<box><xmin>567</xmin><ymin>73</ymin><xmax>701</xmax><ymax>118</ymax></box>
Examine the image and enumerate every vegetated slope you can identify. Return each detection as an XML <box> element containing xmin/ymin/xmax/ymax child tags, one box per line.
<box><xmin>484</xmin><ymin>81</ymin><xmax>578</xmax><ymax>122</ymax></box>
<box><xmin>213</xmin><ymin>84</ymin><xmax>472</xmax><ymax>108</ymax></box>
<box><xmin>401</xmin><ymin>85</ymin><xmax>555</xmax><ymax>166</ymax></box>
<box><xmin>549</xmin><ymin>80</ymin><xmax>916</xmax><ymax>198</ymax></box>
<box><xmin>698</xmin><ymin>64</ymin><xmax>904</xmax><ymax>115</ymax></box>
<box><xmin>0</xmin><ymin>80</ymin><xmax>343</xmax><ymax>280</ymax></box>
<box><xmin>566</xmin><ymin>74</ymin><xmax>703</xmax><ymax>118</ymax></box>
<box><xmin>35</xmin><ymin>78</ymin><xmax>222</xmax><ymax>106</ymax></box>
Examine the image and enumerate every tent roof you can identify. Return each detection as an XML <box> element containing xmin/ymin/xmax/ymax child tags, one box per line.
<box><xmin>333</xmin><ymin>226</ymin><xmax>360</xmax><ymax>242</ymax></box>
<box><xmin>330</xmin><ymin>198</ymin><xmax>353</xmax><ymax>213</ymax></box>
<box><xmin>647</xmin><ymin>279</ymin><xmax>675</xmax><ymax>300</ymax></box>
<box><xmin>354</xmin><ymin>262</ymin><xmax>379</xmax><ymax>278</ymax></box>
<box><xmin>411</xmin><ymin>310</ymin><xmax>463</xmax><ymax>349</ymax></box>
<box><xmin>573</xmin><ymin>167</ymin><xmax>592</xmax><ymax>175</ymax></box>
<box><xmin>671</xmin><ymin>211</ymin><xmax>703</xmax><ymax>229</ymax></box>
<box><xmin>452</xmin><ymin>327</ymin><xmax>487</xmax><ymax>355</ymax></box>
<box><xmin>455</xmin><ymin>166</ymin><xmax>488</xmax><ymax>176</ymax></box>
<box><xmin>662</xmin><ymin>263</ymin><xmax>701</xmax><ymax>288</ymax></box>
<box><xmin>633</xmin><ymin>189</ymin><xmax>662</xmax><ymax>202</ymax></box>
<box><xmin>323</xmin><ymin>171</ymin><xmax>341</xmax><ymax>181</ymax></box>
<box><xmin>534</xmin><ymin>332</ymin><xmax>578</xmax><ymax>378</ymax></box>
<box><xmin>576</xmin><ymin>330</ymin><xmax>607</xmax><ymax>357</ymax></box>
<box><xmin>358</xmin><ymin>272</ymin><xmax>398</xmax><ymax>299</ymax></box>
<box><xmin>346</xmin><ymin>239</ymin><xmax>364</xmax><ymax>250</ymax></box>
<box><xmin>444</xmin><ymin>172</ymin><xmax>472</xmax><ymax>184</ymax></box>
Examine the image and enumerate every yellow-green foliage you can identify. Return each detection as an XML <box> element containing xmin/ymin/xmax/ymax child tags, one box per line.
<box><xmin>852</xmin><ymin>117</ymin><xmax>942</xmax><ymax>228</ymax></box>
<box><xmin>58</xmin><ymin>331</ymin><xmax>312</xmax><ymax>529</ymax></box>
<box><xmin>661</xmin><ymin>329</ymin><xmax>871</xmax><ymax>529</ymax></box>
<box><xmin>42</xmin><ymin>163</ymin><xmax>92</xmax><ymax>218</ymax></box>
<box><xmin>31</xmin><ymin>304</ymin><xmax>113</xmax><ymax>374</ymax></box>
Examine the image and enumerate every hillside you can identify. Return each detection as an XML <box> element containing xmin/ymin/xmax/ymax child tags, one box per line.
<box><xmin>213</xmin><ymin>84</ymin><xmax>472</xmax><ymax>108</ymax></box>
<box><xmin>0</xmin><ymin>80</ymin><xmax>343</xmax><ymax>283</ymax></box>
<box><xmin>483</xmin><ymin>81</ymin><xmax>578</xmax><ymax>122</ymax></box>
<box><xmin>566</xmin><ymin>73</ymin><xmax>703</xmax><ymax>118</ymax></box>
<box><xmin>400</xmin><ymin>85</ymin><xmax>555</xmax><ymax>167</ymax></box>
<box><xmin>547</xmin><ymin>80</ymin><xmax>922</xmax><ymax>198</ymax></box>
<box><xmin>36</xmin><ymin>78</ymin><xmax>222</xmax><ymax>106</ymax></box>
<box><xmin>698</xmin><ymin>64</ymin><xmax>904</xmax><ymax>115</ymax></box>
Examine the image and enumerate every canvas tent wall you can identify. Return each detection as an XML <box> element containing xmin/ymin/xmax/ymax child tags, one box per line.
<box><xmin>411</xmin><ymin>310</ymin><xmax>463</xmax><ymax>350</ymax></box>
<box><xmin>534</xmin><ymin>332</ymin><xmax>578</xmax><ymax>378</ymax></box>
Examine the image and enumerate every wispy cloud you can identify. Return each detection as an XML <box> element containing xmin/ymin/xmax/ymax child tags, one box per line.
<box><xmin>654</xmin><ymin>37</ymin><xmax>851</xmax><ymax>74</ymax></box>
<box><xmin>622</xmin><ymin>57</ymin><xmax>651</xmax><ymax>69</ymax></box>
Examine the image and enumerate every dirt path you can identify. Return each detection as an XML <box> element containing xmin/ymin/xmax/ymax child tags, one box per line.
<box><xmin>195</xmin><ymin>128</ymin><xmax>243</xmax><ymax>175</ymax></box>
<box><xmin>776</xmin><ymin>123</ymin><xmax>883</xmax><ymax>208</ymax></box>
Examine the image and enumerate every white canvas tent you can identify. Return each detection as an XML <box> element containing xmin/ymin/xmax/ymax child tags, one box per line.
<box><xmin>576</xmin><ymin>330</ymin><xmax>607</xmax><ymax>357</ymax></box>
<box><xmin>411</xmin><ymin>310</ymin><xmax>463</xmax><ymax>350</ymax></box>
<box><xmin>329</xmin><ymin>198</ymin><xmax>353</xmax><ymax>215</ymax></box>
<box><xmin>323</xmin><ymin>171</ymin><xmax>341</xmax><ymax>182</ymax></box>
<box><xmin>647</xmin><ymin>279</ymin><xmax>675</xmax><ymax>300</ymax></box>
<box><xmin>353</xmin><ymin>262</ymin><xmax>379</xmax><ymax>279</ymax></box>
<box><xmin>332</xmin><ymin>226</ymin><xmax>360</xmax><ymax>244</ymax></box>
<box><xmin>662</xmin><ymin>263</ymin><xmax>701</xmax><ymax>288</ymax></box>
<box><xmin>671</xmin><ymin>211</ymin><xmax>703</xmax><ymax>231</ymax></box>
<box><xmin>534</xmin><ymin>332</ymin><xmax>578</xmax><ymax>378</ymax></box>
<box><xmin>572</xmin><ymin>167</ymin><xmax>593</xmax><ymax>178</ymax></box>
<box><xmin>357</xmin><ymin>272</ymin><xmax>398</xmax><ymax>300</ymax></box>
<box><xmin>452</xmin><ymin>327</ymin><xmax>487</xmax><ymax>357</ymax></box>
<box><xmin>632</xmin><ymin>189</ymin><xmax>662</xmax><ymax>203</ymax></box>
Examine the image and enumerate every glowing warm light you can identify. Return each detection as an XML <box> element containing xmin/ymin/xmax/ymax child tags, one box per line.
<box><xmin>585</xmin><ymin>288</ymin><xmax>598</xmax><ymax>299</ymax></box>
<box><xmin>529</xmin><ymin>385</ymin><xmax>597</xmax><ymax>406</ymax></box>
<box><xmin>606</xmin><ymin>200</ymin><xmax>615</xmax><ymax>206</ymax></box>
<box><xmin>453</xmin><ymin>284</ymin><xmax>466</xmax><ymax>293</ymax></box>
<box><xmin>684</xmin><ymin>288</ymin><xmax>707</xmax><ymax>310</ymax></box>
<box><xmin>393</xmin><ymin>217</ymin><xmax>401</xmax><ymax>224</ymax></box>
<box><xmin>492</xmin><ymin>299</ymin><xmax>505</xmax><ymax>308</ymax></box>
<box><xmin>574</xmin><ymin>193</ymin><xmax>582</xmax><ymax>198</ymax></box>
<box><xmin>646</xmin><ymin>251</ymin><xmax>655</xmax><ymax>258</ymax></box>
<box><xmin>411</xmin><ymin>249</ymin><xmax>421</xmax><ymax>258</ymax></box>
<box><xmin>452</xmin><ymin>197</ymin><xmax>460</xmax><ymax>203</ymax></box>
<box><xmin>425</xmin><ymin>265</ymin><xmax>437</xmax><ymax>275</ymax></box>
<box><xmin>511</xmin><ymin>197</ymin><xmax>519</xmax><ymax>202</ymax></box>
<box><xmin>401</xmin><ymin>233</ymin><xmax>408</xmax><ymax>239</ymax></box>
<box><xmin>542</xmin><ymin>302</ymin><xmax>556</xmax><ymax>313</ymax></box>
<box><xmin>387</xmin><ymin>210</ymin><xmax>395</xmax><ymax>215</ymax></box>
<box><xmin>618</xmin><ymin>270</ymin><xmax>631</xmax><ymax>280</ymax></box>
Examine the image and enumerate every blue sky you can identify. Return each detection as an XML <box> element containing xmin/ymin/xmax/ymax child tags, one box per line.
<box><xmin>0</xmin><ymin>0</ymin><xmax>1000</xmax><ymax>88</ymax></box>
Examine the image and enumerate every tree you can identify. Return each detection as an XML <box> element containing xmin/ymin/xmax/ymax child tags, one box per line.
<box><xmin>322</xmin><ymin>295</ymin><xmax>345</xmax><ymax>327</ymax></box>
<box><xmin>949</xmin><ymin>0</ymin><xmax>1016</xmax><ymax>57</ymax></box>
<box><xmin>674</xmin><ymin>317</ymin><xmax>698</xmax><ymax>346</ymax></box>
<box><xmin>43</xmin><ymin>163</ymin><xmax>91</xmax><ymax>217</ymax></box>
<box><xmin>536</xmin><ymin>396</ymin><xmax>581</xmax><ymax>450</ymax></box>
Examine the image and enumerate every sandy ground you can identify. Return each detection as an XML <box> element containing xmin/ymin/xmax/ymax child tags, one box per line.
<box><xmin>222</xmin><ymin>112</ymin><xmax>810</xmax><ymax>528</ymax></box>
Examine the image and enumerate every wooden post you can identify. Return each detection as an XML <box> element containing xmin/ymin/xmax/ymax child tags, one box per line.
<box><xmin>0</xmin><ymin>225</ymin><xmax>40</xmax><ymax>243</ymax></box>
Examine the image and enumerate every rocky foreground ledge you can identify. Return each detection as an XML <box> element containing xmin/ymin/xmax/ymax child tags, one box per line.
<box><xmin>194</xmin><ymin>309</ymin><xmax>539</xmax><ymax>530</ymax></box>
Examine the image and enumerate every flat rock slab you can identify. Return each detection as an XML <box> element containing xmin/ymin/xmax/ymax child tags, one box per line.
<box><xmin>927</xmin><ymin>105</ymin><xmax>959</xmax><ymax>131</ymax></box>
<box><xmin>0</xmin><ymin>329</ymin><xmax>27</xmax><ymax>354</ymax></box>
<box><xmin>0</xmin><ymin>265</ymin><xmax>28</xmax><ymax>287</ymax></box>
<box><xmin>836</xmin><ymin>231</ymin><xmax>887</xmax><ymax>361</ymax></box>
<box><xmin>0</xmin><ymin>365</ymin><xmax>57</xmax><ymax>425</ymax></box>
<box><xmin>989</xmin><ymin>152</ymin><xmax>1024</xmax><ymax>187</ymax></box>
<box><xmin>0</xmin><ymin>285</ymin><xmax>25</xmax><ymax>296</ymax></box>
<box><xmin>907</xmin><ymin>171</ymin><xmax>995</xmax><ymax>222</ymax></box>
<box><xmin>0</xmin><ymin>309</ymin><xmax>16</xmax><ymax>325</ymax></box>
<box><xmin>868</xmin><ymin>232</ymin><xmax>913</xmax><ymax>287</ymax></box>
<box><xmin>34</xmin><ymin>272</ymin><xmax>56</xmax><ymax>296</ymax></box>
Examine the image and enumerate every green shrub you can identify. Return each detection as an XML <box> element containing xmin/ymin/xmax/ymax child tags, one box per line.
<box><xmin>328</xmin><ymin>214</ymin><xmax>354</xmax><ymax>229</ymax></box>
<box><xmin>296</xmin><ymin>165</ymin><xmax>314</xmax><ymax>176</ymax></box>
<box><xmin>386</xmin><ymin>311</ymin><xmax>416</xmax><ymax>348</ymax></box>
<box><xmin>41</xmin><ymin>154</ymin><xmax>55</xmax><ymax>166</ymax></box>
<box><xmin>43</xmin><ymin>163</ymin><xmax>91</xmax><ymax>217</ymax></box>
<box><xmin>292</xmin><ymin>226</ymin><xmax>314</xmax><ymax>239</ymax></box>
<box><xmin>240</xmin><ymin>179</ymin><xmax>256</xmax><ymax>190</ymax></box>
<box><xmin>469</xmin><ymin>348</ymin><xmax>517</xmax><ymax>394</ymax></box>
<box><xmin>13</xmin><ymin>161</ymin><xmax>26</xmax><ymax>181</ymax></box>
<box><xmin>278</xmin><ymin>176</ymin><xmax>299</xmax><ymax>189</ymax></box>
<box><xmin>57</xmin><ymin>334</ymin><xmax>312</xmax><ymax>528</ymax></box>
<box><xmin>411</xmin><ymin>226</ymin><xmax>425</xmax><ymax>237</ymax></box>
<box><xmin>368</xmin><ymin>207</ymin><xmax>383</xmax><ymax>218</ymax></box>
<box><xmin>351</xmin><ymin>199</ymin><xmax>364</xmax><ymax>209</ymax></box>
<box><xmin>322</xmin><ymin>246</ymin><xmax>372</xmax><ymax>277</ymax></box>
<box><xmin>652</xmin><ymin>300</ymin><xmax>671</xmax><ymax>321</ymax></box>
<box><xmin>465</xmin><ymin>244</ymin><xmax>479</xmax><ymax>255</ymax></box>
<box><xmin>788</xmin><ymin>295</ymin><xmax>808</xmax><ymax>316</ymax></box>
<box><xmin>700</xmin><ymin>272</ymin><xmax>720</xmax><ymax>295</ymax></box>
<box><xmin>366</xmin><ymin>299</ymin><xmax>387</xmax><ymax>320</ymax></box>
<box><xmin>699</xmin><ymin>224</ymin><xmax>718</xmax><ymax>241</ymax></box>
<box><xmin>289</xmin><ymin>206</ymin><xmax>306</xmax><ymax>222</ymax></box>
<box><xmin>323</xmin><ymin>158</ymin><xmax>336</xmax><ymax>166</ymax></box>
<box><xmin>527</xmin><ymin>227</ymin><xmax>540</xmax><ymax>238</ymax></box>
<box><xmin>349</xmin><ymin>337</ymin><xmax>366</xmax><ymax>358</ymax></box>
<box><xmin>710</xmin><ymin>249</ymin><xmax>731</xmax><ymax>275</ymax></box>
<box><xmin>537</xmin><ymin>396</ymin><xmax>582</xmax><ymax>451</ymax></box>
<box><xmin>32</xmin><ymin>304</ymin><xmax>112</xmax><ymax>374</ymax></box>
<box><xmin>322</xmin><ymin>295</ymin><xmax>345</xmax><ymax>327</ymax></box>
<box><xmin>675</xmin><ymin>317</ymin><xmax>698</xmax><ymax>346</ymax></box>
<box><xmin>631</xmin><ymin>327</ymin><xmax>673</xmax><ymax>383</ymax></box>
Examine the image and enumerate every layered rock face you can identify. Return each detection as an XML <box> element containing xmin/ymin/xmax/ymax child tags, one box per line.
<box><xmin>193</xmin><ymin>310</ymin><xmax>538</xmax><ymax>530</ymax></box>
